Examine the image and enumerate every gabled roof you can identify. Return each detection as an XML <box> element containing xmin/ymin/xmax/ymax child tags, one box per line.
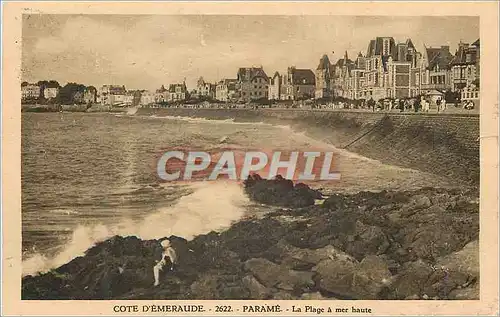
<box><xmin>426</xmin><ymin>46</ymin><xmax>453</xmax><ymax>70</ymax></box>
<box><xmin>472</xmin><ymin>39</ymin><xmax>480</xmax><ymax>47</ymax></box>
<box><xmin>336</xmin><ymin>58</ymin><xmax>354</xmax><ymax>68</ymax></box>
<box><xmin>406</xmin><ymin>38</ymin><xmax>416</xmax><ymax>50</ymax></box>
<box><xmin>316</xmin><ymin>54</ymin><xmax>331</xmax><ymax>70</ymax></box>
<box><xmin>168</xmin><ymin>83</ymin><xmax>187</xmax><ymax>93</ymax></box>
<box><xmin>290</xmin><ymin>69</ymin><xmax>315</xmax><ymax>85</ymax></box>
<box><xmin>450</xmin><ymin>43</ymin><xmax>478</xmax><ymax>66</ymax></box>
<box><xmin>366</xmin><ymin>37</ymin><xmax>396</xmax><ymax>58</ymax></box>
<box><xmin>237</xmin><ymin>67</ymin><xmax>269</xmax><ymax>82</ymax></box>
<box><xmin>156</xmin><ymin>85</ymin><xmax>167</xmax><ymax>93</ymax></box>
<box><xmin>269</xmin><ymin>72</ymin><xmax>281</xmax><ymax>85</ymax></box>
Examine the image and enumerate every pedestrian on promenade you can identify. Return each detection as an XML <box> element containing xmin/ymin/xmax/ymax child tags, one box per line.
<box><xmin>414</xmin><ymin>98</ymin><xmax>420</xmax><ymax>112</ymax></box>
<box><xmin>368</xmin><ymin>97</ymin><xmax>375</xmax><ymax>112</ymax></box>
<box><xmin>436</xmin><ymin>98</ymin><xmax>442</xmax><ymax>113</ymax></box>
<box><xmin>399</xmin><ymin>99</ymin><xmax>405</xmax><ymax>112</ymax></box>
<box><xmin>442</xmin><ymin>99</ymin><xmax>447</xmax><ymax>111</ymax></box>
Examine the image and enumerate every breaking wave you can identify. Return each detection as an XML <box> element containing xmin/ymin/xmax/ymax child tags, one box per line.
<box><xmin>22</xmin><ymin>181</ymin><xmax>250</xmax><ymax>276</ymax></box>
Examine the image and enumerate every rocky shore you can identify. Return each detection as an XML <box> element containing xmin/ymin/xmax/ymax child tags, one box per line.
<box><xmin>22</xmin><ymin>176</ymin><xmax>479</xmax><ymax>300</ymax></box>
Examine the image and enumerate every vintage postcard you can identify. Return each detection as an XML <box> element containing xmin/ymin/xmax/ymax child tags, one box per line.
<box><xmin>2</xmin><ymin>1</ymin><xmax>499</xmax><ymax>316</ymax></box>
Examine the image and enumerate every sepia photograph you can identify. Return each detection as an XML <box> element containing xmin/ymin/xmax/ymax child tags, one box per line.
<box><xmin>2</xmin><ymin>1</ymin><xmax>499</xmax><ymax>316</ymax></box>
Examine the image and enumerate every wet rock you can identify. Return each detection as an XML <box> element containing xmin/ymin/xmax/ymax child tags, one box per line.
<box><xmin>221</xmin><ymin>218</ymin><xmax>286</xmax><ymax>261</ymax></box>
<box><xmin>242</xmin><ymin>275</ymin><xmax>272</xmax><ymax>299</ymax></box>
<box><xmin>428</xmin><ymin>240</ymin><xmax>479</xmax><ymax>298</ymax></box>
<box><xmin>272</xmin><ymin>291</ymin><xmax>297</xmax><ymax>299</ymax></box>
<box><xmin>244</xmin><ymin>174</ymin><xmax>321</xmax><ymax>208</ymax></box>
<box><xmin>300</xmin><ymin>292</ymin><xmax>332</xmax><ymax>300</ymax></box>
<box><xmin>352</xmin><ymin>255</ymin><xmax>393</xmax><ymax>299</ymax></box>
<box><xmin>448</xmin><ymin>281</ymin><xmax>479</xmax><ymax>300</ymax></box>
<box><xmin>190</xmin><ymin>273</ymin><xmax>249</xmax><ymax>300</ymax></box>
<box><xmin>281</xmin><ymin>244</ymin><xmax>348</xmax><ymax>270</ymax></box>
<box><xmin>386</xmin><ymin>260</ymin><xmax>434</xmax><ymax>299</ymax></box>
<box><xmin>313</xmin><ymin>254</ymin><xmax>359</xmax><ymax>299</ymax></box>
<box><xmin>344</xmin><ymin>221</ymin><xmax>390</xmax><ymax>260</ymax></box>
<box><xmin>412</xmin><ymin>195</ymin><xmax>432</xmax><ymax>209</ymax></box>
<box><xmin>243</xmin><ymin>258</ymin><xmax>283</xmax><ymax>288</ymax></box>
<box><xmin>244</xmin><ymin>258</ymin><xmax>314</xmax><ymax>293</ymax></box>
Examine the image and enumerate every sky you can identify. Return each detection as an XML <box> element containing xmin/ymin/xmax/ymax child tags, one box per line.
<box><xmin>22</xmin><ymin>15</ymin><xmax>479</xmax><ymax>90</ymax></box>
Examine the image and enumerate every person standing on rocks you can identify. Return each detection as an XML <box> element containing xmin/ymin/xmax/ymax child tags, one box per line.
<box><xmin>153</xmin><ymin>239</ymin><xmax>177</xmax><ymax>287</ymax></box>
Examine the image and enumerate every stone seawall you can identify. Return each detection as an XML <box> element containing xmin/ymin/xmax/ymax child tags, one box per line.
<box><xmin>136</xmin><ymin>108</ymin><xmax>479</xmax><ymax>185</ymax></box>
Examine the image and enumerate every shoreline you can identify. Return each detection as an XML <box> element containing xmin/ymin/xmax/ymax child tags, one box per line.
<box><xmin>135</xmin><ymin>107</ymin><xmax>480</xmax><ymax>186</ymax></box>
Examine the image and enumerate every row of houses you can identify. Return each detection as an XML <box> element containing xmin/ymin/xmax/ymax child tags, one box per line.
<box><xmin>315</xmin><ymin>37</ymin><xmax>480</xmax><ymax>102</ymax></box>
<box><xmin>21</xmin><ymin>83</ymin><xmax>60</xmax><ymax>101</ymax></box>
<box><xmin>21</xmin><ymin>82</ymin><xmax>98</xmax><ymax>104</ymax></box>
<box><xmin>25</xmin><ymin>37</ymin><xmax>479</xmax><ymax>107</ymax></box>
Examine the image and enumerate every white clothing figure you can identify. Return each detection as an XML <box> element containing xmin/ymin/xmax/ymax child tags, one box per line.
<box><xmin>153</xmin><ymin>239</ymin><xmax>177</xmax><ymax>287</ymax></box>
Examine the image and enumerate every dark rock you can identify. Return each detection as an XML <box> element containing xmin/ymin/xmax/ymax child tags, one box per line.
<box><xmin>244</xmin><ymin>174</ymin><xmax>321</xmax><ymax>208</ymax></box>
<box><xmin>242</xmin><ymin>275</ymin><xmax>272</xmax><ymax>299</ymax></box>
<box><xmin>190</xmin><ymin>272</ymin><xmax>250</xmax><ymax>300</ymax></box>
<box><xmin>386</xmin><ymin>260</ymin><xmax>434</xmax><ymax>299</ymax></box>
<box><xmin>243</xmin><ymin>258</ymin><xmax>314</xmax><ymax>293</ymax></box>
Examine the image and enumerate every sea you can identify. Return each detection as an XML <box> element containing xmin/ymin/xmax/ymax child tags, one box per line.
<box><xmin>21</xmin><ymin>112</ymin><xmax>451</xmax><ymax>276</ymax></box>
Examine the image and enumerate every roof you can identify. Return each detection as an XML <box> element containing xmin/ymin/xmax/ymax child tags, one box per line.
<box><xmin>426</xmin><ymin>46</ymin><xmax>453</xmax><ymax>70</ymax></box>
<box><xmin>290</xmin><ymin>69</ymin><xmax>315</xmax><ymax>85</ymax></box>
<box><xmin>366</xmin><ymin>37</ymin><xmax>397</xmax><ymax>58</ymax></box>
<box><xmin>269</xmin><ymin>72</ymin><xmax>281</xmax><ymax>85</ymax></box>
<box><xmin>316</xmin><ymin>54</ymin><xmax>331</xmax><ymax>70</ymax></box>
<box><xmin>336</xmin><ymin>58</ymin><xmax>354</xmax><ymax>67</ymax></box>
<box><xmin>472</xmin><ymin>39</ymin><xmax>480</xmax><ymax>47</ymax></box>
<box><xmin>156</xmin><ymin>85</ymin><xmax>167</xmax><ymax>93</ymax></box>
<box><xmin>450</xmin><ymin>43</ymin><xmax>479</xmax><ymax>66</ymax></box>
<box><xmin>237</xmin><ymin>67</ymin><xmax>269</xmax><ymax>82</ymax></box>
<box><xmin>406</xmin><ymin>38</ymin><xmax>416</xmax><ymax>50</ymax></box>
<box><xmin>168</xmin><ymin>83</ymin><xmax>187</xmax><ymax>93</ymax></box>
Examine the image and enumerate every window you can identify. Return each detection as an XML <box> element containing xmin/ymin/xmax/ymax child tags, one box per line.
<box><xmin>259</xmin><ymin>86</ymin><xmax>262</xmax><ymax>89</ymax></box>
<box><xmin>254</xmin><ymin>85</ymin><xmax>257</xmax><ymax>89</ymax></box>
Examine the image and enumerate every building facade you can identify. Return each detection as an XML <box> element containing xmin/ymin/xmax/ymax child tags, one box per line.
<box><xmin>450</xmin><ymin>40</ymin><xmax>480</xmax><ymax>93</ymax></box>
<box><xmin>155</xmin><ymin>85</ymin><xmax>168</xmax><ymax>104</ymax></box>
<box><xmin>236</xmin><ymin>67</ymin><xmax>269</xmax><ymax>102</ymax></box>
<box><xmin>140</xmin><ymin>91</ymin><xmax>155</xmax><ymax>106</ymax></box>
<box><xmin>168</xmin><ymin>83</ymin><xmax>188</xmax><ymax>102</ymax></box>
<box><xmin>268</xmin><ymin>72</ymin><xmax>281</xmax><ymax>101</ymax></box>
<box><xmin>331</xmin><ymin>37</ymin><xmax>421</xmax><ymax>101</ymax></box>
<box><xmin>43</xmin><ymin>87</ymin><xmax>59</xmax><ymax>100</ymax></box>
<box><xmin>196</xmin><ymin>77</ymin><xmax>216</xmax><ymax>99</ymax></box>
<box><xmin>281</xmin><ymin>67</ymin><xmax>316</xmax><ymax>101</ymax></box>
<box><xmin>100</xmin><ymin>85</ymin><xmax>127</xmax><ymax>105</ymax></box>
<box><xmin>315</xmin><ymin>55</ymin><xmax>334</xmax><ymax>99</ymax></box>
<box><xmin>216</xmin><ymin>79</ymin><xmax>238</xmax><ymax>102</ymax></box>
<box><xmin>419</xmin><ymin>45</ymin><xmax>454</xmax><ymax>94</ymax></box>
<box><xmin>21</xmin><ymin>83</ymin><xmax>41</xmax><ymax>101</ymax></box>
<box><xmin>83</xmin><ymin>87</ymin><xmax>97</xmax><ymax>104</ymax></box>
